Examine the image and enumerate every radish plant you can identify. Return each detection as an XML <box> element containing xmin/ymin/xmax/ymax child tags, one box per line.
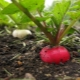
<box><xmin>1</xmin><ymin>0</ymin><xmax>80</xmax><ymax>64</ymax></box>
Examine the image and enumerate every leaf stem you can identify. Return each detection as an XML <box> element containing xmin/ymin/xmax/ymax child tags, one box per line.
<box><xmin>57</xmin><ymin>17</ymin><xmax>80</xmax><ymax>44</ymax></box>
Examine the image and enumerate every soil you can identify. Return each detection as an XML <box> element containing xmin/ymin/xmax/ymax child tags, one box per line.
<box><xmin>0</xmin><ymin>26</ymin><xmax>80</xmax><ymax>80</ymax></box>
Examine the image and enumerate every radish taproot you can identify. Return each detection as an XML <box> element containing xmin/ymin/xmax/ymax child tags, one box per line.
<box><xmin>40</xmin><ymin>46</ymin><xmax>70</xmax><ymax>64</ymax></box>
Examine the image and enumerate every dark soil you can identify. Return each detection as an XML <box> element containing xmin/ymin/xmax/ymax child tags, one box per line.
<box><xmin>0</xmin><ymin>26</ymin><xmax>80</xmax><ymax>80</ymax></box>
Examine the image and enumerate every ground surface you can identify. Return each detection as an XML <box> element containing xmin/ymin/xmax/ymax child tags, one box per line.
<box><xmin>0</xmin><ymin>26</ymin><xmax>80</xmax><ymax>80</ymax></box>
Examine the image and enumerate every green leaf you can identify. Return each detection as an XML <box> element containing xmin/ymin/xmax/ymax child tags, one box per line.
<box><xmin>67</xmin><ymin>27</ymin><xmax>80</xmax><ymax>35</ymax></box>
<box><xmin>19</xmin><ymin>0</ymin><xmax>45</xmax><ymax>12</ymax></box>
<box><xmin>67</xmin><ymin>11</ymin><xmax>80</xmax><ymax>19</ymax></box>
<box><xmin>36</xmin><ymin>27</ymin><xmax>41</xmax><ymax>32</ymax></box>
<box><xmin>12</xmin><ymin>12</ymin><xmax>31</xmax><ymax>23</ymax></box>
<box><xmin>20</xmin><ymin>14</ymin><xmax>31</xmax><ymax>23</ymax></box>
<box><xmin>35</xmin><ymin>17</ymin><xmax>49</xmax><ymax>21</ymax></box>
<box><xmin>52</xmin><ymin>0</ymin><xmax>71</xmax><ymax>28</ymax></box>
<box><xmin>67</xmin><ymin>28</ymin><xmax>75</xmax><ymax>34</ymax></box>
<box><xmin>0</xmin><ymin>0</ymin><xmax>9</xmax><ymax>7</ymax></box>
<box><xmin>63</xmin><ymin>20</ymin><xmax>71</xmax><ymax>25</ymax></box>
<box><xmin>67</xmin><ymin>1</ymin><xmax>80</xmax><ymax>20</ymax></box>
<box><xmin>75</xmin><ymin>0</ymin><xmax>80</xmax><ymax>6</ymax></box>
<box><xmin>51</xmin><ymin>16</ymin><xmax>59</xmax><ymax>29</ymax></box>
<box><xmin>0</xmin><ymin>9</ymin><xmax>9</xmax><ymax>22</ymax></box>
<box><xmin>70</xmin><ymin>5</ymin><xmax>80</xmax><ymax>11</ymax></box>
<box><xmin>71</xmin><ymin>0</ymin><xmax>80</xmax><ymax>10</ymax></box>
<box><xmin>20</xmin><ymin>16</ymin><xmax>49</xmax><ymax>23</ymax></box>
<box><xmin>1</xmin><ymin>3</ymin><xmax>20</xmax><ymax>14</ymax></box>
<box><xmin>47</xmin><ymin>27</ymin><xmax>53</xmax><ymax>32</ymax></box>
<box><xmin>0</xmin><ymin>14</ymin><xmax>9</xmax><ymax>21</ymax></box>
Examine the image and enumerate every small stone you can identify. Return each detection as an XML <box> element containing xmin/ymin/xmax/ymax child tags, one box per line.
<box><xmin>25</xmin><ymin>53</ymin><xmax>31</xmax><ymax>56</ymax></box>
<box><xmin>39</xmin><ymin>71</ymin><xmax>42</xmax><ymax>73</ymax></box>
<box><xmin>44</xmin><ymin>74</ymin><xmax>52</xmax><ymax>77</ymax></box>
<box><xmin>24</xmin><ymin>73</ymin><xmax>36</xmax><ymax>80</ymax></box>
<box><xmin>71</xmin><ymin>59</ymin><xmax>76</xmax><ymax>63</ymax></box>
<box><xmin>59</xmin><ymin>74</ymin><xmax>62</xmax><ymax>76</ymax></box>
<box><xmin>74</xmin><ymin>74</ymin><xmax>79</xmax><ymax>77</ymax></box>
<box><xmin>31</xmin><ymin>46</ymin><xmax>36</xmax><ymax>50</ymax></box>
<box><xmin>66</xmin><ymin>71</ymin><xmax>69</xmax><ymax>74</ymax></box>
<box><xmin>54</xmin><ymin>75</ymin><xmax>59</xmax><ymax>78</ymax></box>
<box><xmin>19</xmin><ymin>67</ymin><xmax>24</xmax><ymax>71</ymax></box>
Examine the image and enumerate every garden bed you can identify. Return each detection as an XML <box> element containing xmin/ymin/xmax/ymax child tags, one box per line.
<box><xmin>0</xmin><ymin>27</ymin><xmax>80</xmax><ymax>80</ymax></box>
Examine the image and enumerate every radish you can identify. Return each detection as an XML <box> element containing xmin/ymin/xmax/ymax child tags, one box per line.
<box><xmin>40</xmin><ymin>46</ymin><xmax>70</xmax><ymax>64</ymax></box>
<box><xmin>40</xmin><ymin>46</ymin><xmax>53</xmax><ymax>63</ymax></box>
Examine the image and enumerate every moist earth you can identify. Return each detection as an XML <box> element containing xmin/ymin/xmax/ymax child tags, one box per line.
<box><xmin>0</xmin><ymin>26</ymin><xmax>80</xmax><ymax>80</ymax></box>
